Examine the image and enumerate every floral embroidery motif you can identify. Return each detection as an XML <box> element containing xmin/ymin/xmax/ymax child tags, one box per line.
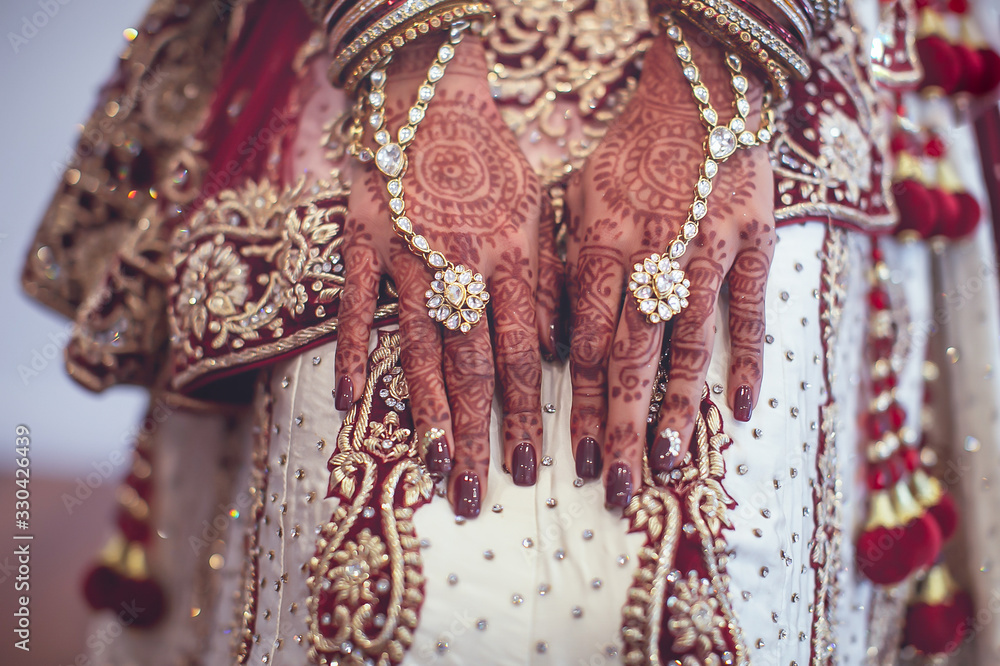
<box><xmin>307</xmin><ymin>331</ymin><xmax>433</xmax><ymax>665</ymax></box>
<box><xmin>622</xmin><ymin>385</ymin><xmax>747</xmax><ymax>665</ymax></box>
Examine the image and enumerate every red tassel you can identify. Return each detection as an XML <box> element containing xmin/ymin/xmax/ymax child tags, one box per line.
<box><xmin>927</xmin><ymin>492</ymin><xmax>959</xmax><ymax>541</ymax></box>
<box><xmin>949</xmin><ymin>191</ymin><xmax>981</xmax><ymax>238</ymax></box>
<box><xmin>952</xmin><ymin>43</ymin><xmax>984</xmax><ymax>93</ymax></box>
<box><xmin>917</xmin><ymin>36</ymin><xmax>961</xmax><ymax>93</ymax></box>
<box><xmin>893</xmin><ymin>179</ymin><xmax>939</xmax><ymax>238</ymax></box>
<box><xmin>927</xmin><ymin>187</ymin><xmax>960</xmax><ymax>237</ymax></box>
<box><xmin>904</xmin><ymin>566</ymin><xmax>973</xmax><ymax>654</ymax></box>
<box><xmin>972</xmin><ymin>48</ymin><xmax>1000</xmax><ymax>95</ymax></box>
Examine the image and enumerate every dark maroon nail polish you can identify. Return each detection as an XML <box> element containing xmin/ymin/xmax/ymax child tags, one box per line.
<box><xmin>425</xmin><ymin>434</ymin><xmax>452</xmax><ymax>479</ymax></box>
<box><xmin>734</xmin><ymin>385</ymin><xmax>753</xmax><ymax>422</ymax></box>
<box><xmin>650</xmin><ymin>428</ymin><xmax>683</xmax><ymax>475</ymax></box>
<box><xmin>455</xmin><ymin>471</ymin><xmax>481</xmax><ymax>518</ymax></box>
<box><xmin>334</xmin><ymin>375</ymin><xmax>354</xmax><ymax>411</ymax></box>
<box><xmin>511</xmin><ymin>442</ymin><xmax>537</xmax><ymax>486</ymax></box>
<box><xmin>575</xmin><ymin>437</ymin><xmax>601</xmax><ymax>479</ymax></box>
<box><xmin>544</xmin><ymin>326</ymin><xmax>558</xmax><ymax>361</ymax></box>
<box><xmin>605</xmin><ymin>462</ymin><xmax>633</xmax><ymax>508</ymax></box>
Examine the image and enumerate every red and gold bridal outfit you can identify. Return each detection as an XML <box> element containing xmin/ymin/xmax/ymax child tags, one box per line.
<box><xmin>21</xmin><ymin>0</ymin><xmax>1000</xmax><ymax>663</ymax></box>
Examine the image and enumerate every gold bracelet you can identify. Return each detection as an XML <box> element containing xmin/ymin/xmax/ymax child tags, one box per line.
<box><xmin>350</xmin><ymin>22</ymin><xmax>490</xmax><ymax>334</ymax></box>
<box><xmin>330</xmin><ymin>0</ymin><xmax>493</xmax><ymax>94</ymax></box>
<box><xmin>628</xmin><ymin>17</ymin><xmax>775</xmax><ymax>325</ymax></box>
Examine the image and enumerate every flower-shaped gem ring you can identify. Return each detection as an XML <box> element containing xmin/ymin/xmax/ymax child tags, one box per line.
<box><xmin>425</xmin><ymin>264</ymin><xmax>490</xmax><ymax>333</ymax></box>
<box><xmin>629</xmin><ymin>254</ymin><xmax>691</xmax><ymax>324</ymax></box>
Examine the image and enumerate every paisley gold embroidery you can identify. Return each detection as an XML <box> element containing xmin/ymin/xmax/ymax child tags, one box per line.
<box><xmin>622</xmin><ymin>385</ymin><xmax>747</xmax><ymax>666</ymax></box>
<box><xmin>307</xmin><ymin>332</ymin><xmax>433</xmax><ymax>665</ymax></box>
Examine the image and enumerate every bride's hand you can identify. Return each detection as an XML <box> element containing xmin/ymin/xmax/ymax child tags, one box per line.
<box><xmin>566</xmin><ymin>32</ymin><xmax>776</xmax><ymax>507</ymax></box>
<box><xmin>335</xmin><ymin>37</ymin><xmax>544</xmax><ymax>518</ymax></box>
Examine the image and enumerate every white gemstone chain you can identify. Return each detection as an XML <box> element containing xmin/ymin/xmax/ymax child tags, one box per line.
<box><xmin>352</xmin><ymin>20</ymin><xmax>490</xmax><ymax>334</ymax></box>
<box><xmin>628</xmin><ymin>17</ymin><xmax>775</xmax><ymax>325</ymax></box>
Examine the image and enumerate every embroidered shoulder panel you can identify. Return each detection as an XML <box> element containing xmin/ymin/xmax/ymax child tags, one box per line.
<box><xmin>166</xmin><ymin>173</ymin><xmax>398</xmax><ymax>390</ymax></box>
<box><xmin>307</xmin><ymin>330</ymin><xmax>433</xmax><ymax>665</ymax></box>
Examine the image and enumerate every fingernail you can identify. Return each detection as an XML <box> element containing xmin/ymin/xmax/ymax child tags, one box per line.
<box><xmin>650</xmin><ymin>428</ymin><xmax>683</xmax><ymax>474</ymax></box>
<box><xmin>734</xmin><ymin>385</ymin><xmax>753</xmax><ymax>422</ymax></box>
<box><xmin>511</xmin><ymin>442</ymin><xmax>537</xmax><ymax>486</ymax></box>
<box><xmin>575</xmin><ymin>437</ymin><xmax>601</xmax><ymax>479</ymax></box>
<box><xmin>334</xmin><ymin>375</ymin><xmax>354</xmax><ymax>411</ymax></box>
<box><xmin>425</xmin><ymin>433</ymin><xmax>452</xmax><ymax>479</ymax></box>
<box><xmin>605</xmin><ymin>462</ymin><xmax>633</xmax><ymax>508</ymax></box>
<box><xmin>455</xmin><ymin>471</ymin><xmax>481</xmax><ymax>518</ymax></box>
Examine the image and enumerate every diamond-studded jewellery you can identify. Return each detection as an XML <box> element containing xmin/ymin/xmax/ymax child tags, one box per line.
<box><xmin>628</xmin><ymin>17</ymin><xmax>775</xmax><ymax>325</ymax></box>
<box><xmin>350</xmin><ymin>21</ymin><xmax>490</xmax><ymax>334</ymax></box>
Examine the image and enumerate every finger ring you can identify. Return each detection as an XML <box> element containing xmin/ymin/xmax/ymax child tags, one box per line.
<box><xmin>631</xmin><ymin>18</ymin><xmax>774</xmax><ymax>325</ymax></box>
<box><xmin>350</xmin><ymin>23</ymin><xmax>490</xmax><ymax>333</ymax></box>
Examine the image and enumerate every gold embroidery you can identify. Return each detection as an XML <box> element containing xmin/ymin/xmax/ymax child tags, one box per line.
<box><xmin>812</xmin><ymin>227</ymin><xmax>848</xmax><ymax>663</ymax></box>
<box><xmin>307</xmin><ymin>332</ymin><xmax>432</xmax><ymax>665</ymax></box>
<box><xmin>486</xmin><ymin>0</ymin><xmax>653</xmax><ymax>187</ymax></box>
<box><xmin>622</xmin><ymin>385</ymin><xmax>747</xmax><ymax>665</ymax></box>
<box><xmin>168</xmin><ymin>173</ymin><xmax>399</xmax><ymax>388</ymax></box>
<box><xmin>234</xmin><ymin>370</ymin><xmax>272</xmax><ymax>663</ymax></box>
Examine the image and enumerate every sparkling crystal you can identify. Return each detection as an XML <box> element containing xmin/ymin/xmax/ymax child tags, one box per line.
<box><xmin>655</xmin><ymin>274</ymin><xmax>673</xmax><ymax>296</ymax></box>
<box><xmin>639</xmin><ymin>299</ymin><xmax>657</xmax><ymax>314</ymax></box>
<box><xmin>667</xmin><ymin>294</ymin><xmax>681</xmax><ymax>311</ymax></box>
<box><xmin>675</xmin><ymin>284</ymin><xmax>690</xmax><ymax>298</ymax></box>
<box><xmin>670</xmin><ymin>240</ymin><xmax>686</xmax><ymax>258</ymax></box>
<box><xmin>644</xmin><ymin>258</ymin><xmax>658</xmax><ymax>273</ymax></box>
<box><xmin>737</xmin><ymin>98</ymin><xmax>750</xmax><ymax>117</ymax></box>
<box><xmin>697</xmin><ymin>179</ymin><xmax>712</xmax><ymax>197</ymax></box>
<box><xmin>631</xmin><ymin>271</ymin><xmax>650</xmax><ymax>284</ymax></box>
<box><xmin>709</xmin><ymin>127</ymin><xmax>737</xmax><ymax>159</ymax></box>
<box><xmin>375</xmin><ymin>143</ymin><xmax>404</xmax><ymax>177</ymax></box>
<box><xmin>445</xmin><ymin>313</ymin><xmax>461</xmax><ymax>329</ymax></box>
<box><xmin>758</xmin><ymin>128</ymin><xmax>772</xmax><ymax>142</ymax></box>
<box><xmin>426</xmin><ymin>295</ymin><xmax>443</xmax><ymax>308</ymax></box>
<box><xmin>667</xmin><ymin>25</ymin><xmax>681</xmax><ymax>40</ymax></box>
<box><xmin>445</xmin><ymin>284</ymin><xmax>465</xmax><ymax>306</ymax></box>
<box><xmin>413</xmin><ymin>236</ymin><xmax>430</xmax><ymax>251</ymax></box>
<box><xmin>458</xmin><ymin>270</ymin><xmax>473</xmax><ymax>285</ymax></box>
<box><xmin>671</xmin><ymin>270</ymin><xmax>685</xmax><ymax>283</ymax></box>
<box><xmin>727</xmin><ymin>54</ymin><xmax>742</xmax><ymax>70</ymax></box>
<box><xmin>683</xmin><ymin>65</ymin><xmax>698</xmax><ymax>82</ymax></box>
<box><xmin>636</xmin><ymin>285</ymin><xmax>652</xmax><ymax>299</ymax></box>
<box><xmin>428</xmin><ymin>65</ymin><xmax>444</xmax><ymax>81</ymax></box>
<box><xmin>467</xmin><ymin>296</ymin><xmax>484</xmax><ymax>309</ymax></box>
<box><xmin>438</xmin><ymin>44</ymin><xmax>454</xmax><ymax>61</ymax></box>
<box><xmin>675</xmin><ymin>45</ymin><xmax>691</xmax><ymax>61</ymax></box>
<box><xmin>431</xmin><ymin>280</ymin><xmax>445</xmax><ymax>292</ymax></box>
<box><xmin>658</xmin><ymin>301</ymin><xmax>670</xmax><ymax>319</ymax></box>
<box><xmin>387</xmin><ymin>180</ymin><xmax>402</xmax><ymax>196</ymax></box>
<box><xmin>693</xmin><ymin>86</ymin><xmax>709</xmax><ymax>103</ymax></box>
<box><xmin>739</xmin><ymin>131</ymin><xmax>756</xmax><ymax>145</ymax></box>
<box><xmin>389</xmin><ymin>198</ymin><xmax>404</xmax><ymax>214</ymax></box>
<box><xmin>408</xmin><ymin>107</ymin><xmax>425</xmax><ymax>123</ymax></box>
<box><xmin>467</xmin><ymin>281</ymin><xmax>485</xmax><ymax>294</ymax></box>
<box><xmin>657</xmin><ymin>257</ymin><xmax>672</xmax><ymax>272</ymax></box>
<box><xmin>704</xmin><ymin>160</ymin><xmax>718</xmax><ymax>178</ymax></box>
<box><xmin>649</xmin><ymin>313</ymin><xmax>661</xmax><ymax>323</ymax></box>
<box><xmin>374</xmin><ymin>130</ymin><xmax>389</xmax><ymax>145</ymax></box>
<box><xmin>369</xmin><ymin>112</ymin><xmax>382</xmax><ymax>128</ymax></box>
<box><xmin>733</xmin><ymin>75</ymin><xmax>748</xmax><ymax>93</ymax></box>
<box><xmin>683</xmin><ymin>221</ymin><xmax>698</xmax><ymax>239</ymax></box>
<box><xmin>692</xmin><ymin>201</ymin><xmax>707</xmax><ymax>220</ymax></box>
<box><xmin>369</xmin><ymin>91</ymin><xmax>384</xmax><ymax>107</ymax></box>
<box><xmin>371</xmin><ymin>70</ymin><xmax>385</xmax><ymax>85</ymax></box>
<box><xmin>462</xmin><ymin>309</ymin><xmax>480</xmax><ymax>323</ymax></box>
<box><xmin>703</xmin><ymin>108</ymin><xmax>718</xmax><ymax>125</ymax></box>
<box><xmin>428</xmin><ymin>252</ymin><xmax>445</xmax><ymax>267</ymax></box>
<box><xmin>730</xmin><ymin>118</ymin><xmax>745</xmax><ymax>133</ymax></box>
<box><xmin>418</xmin><ymin>85</ymin><xmax>434</xmax><ymax>101</ymax></box>
<box><xmin>398</xmin><ymin>126</ymin><xmax>414</xmax><ymax>143</ymax></box>
<box><xmin>396</xmin><ymin>216</ymin><xmax>412</xmax><ymax>232</ymax></box>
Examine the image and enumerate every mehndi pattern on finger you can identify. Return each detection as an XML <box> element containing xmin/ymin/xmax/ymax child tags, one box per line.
<box><xmin>350</xmin><ymin>21</ymin><xmax>490</xmax><ymax>334</ymax></box>
<box><xmin>628</xmin><ymin>17</ymin><xmax>775</xmax><ymax>325</ymax></box>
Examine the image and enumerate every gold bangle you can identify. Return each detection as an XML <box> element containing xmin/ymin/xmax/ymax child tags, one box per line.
<box><xmin>329</xmin><ymin>0</ymin><xmax>493</xmax><ymax>93</ymax></box>
<box><xmin>629</xmin><ymin>17</ymin><xmax>775</xmax><ymax>324</ymax></box>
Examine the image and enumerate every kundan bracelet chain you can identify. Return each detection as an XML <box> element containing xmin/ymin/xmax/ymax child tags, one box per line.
<box><xmin>349</xmin><ymin>21</ymin><xmax>490</xmax><ymax>334</ymax></box>
<box><xmin>629</xmin><ymin>17</ymin><xmax>775</xmax><ymax>325</ymax></box>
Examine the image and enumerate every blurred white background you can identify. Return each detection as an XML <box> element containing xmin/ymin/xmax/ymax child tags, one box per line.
<box><xmin>0</xmin><ymin>0</ymin><xmax>147</xmax><ymax>474</ymax></box>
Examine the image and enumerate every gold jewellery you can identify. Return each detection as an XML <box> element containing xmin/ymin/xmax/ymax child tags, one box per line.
<box><xmin>350</xmin><ymin>21</ymin><xmax>490</xmax><ymax>334</ymax></box>
<box><xmin>628</xmin><ymin>17</ymin><xmax>775</xmax><ymax>325</ymax></box>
